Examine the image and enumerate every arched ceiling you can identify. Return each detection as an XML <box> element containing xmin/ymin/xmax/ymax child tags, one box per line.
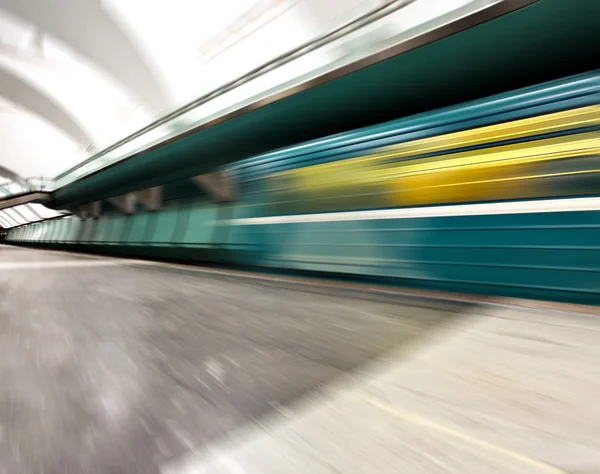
<box><xmin>0</xmin><ymin>0</ymin><xmax>474</xmax><ymax>209</ymax></box>
<box><xmin>0</xmin><ymin>66</ymin><xmax>94</xmax><ymax>148</ymax></box>
<box><xmin>0</xmin><ymin>203</ymin><xmax>65</xmax><ymax>228</ymax></box>
<box><xmin>1</xmin><ymin>0</ymin><xmax>170</xmax><ymax>113</ymax></box>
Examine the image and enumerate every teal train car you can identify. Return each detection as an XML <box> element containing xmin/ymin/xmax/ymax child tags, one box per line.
<box><xmin>8</xmin><ymin>71</ymin><xmax>600</xmax><ymax>304</ymax></box>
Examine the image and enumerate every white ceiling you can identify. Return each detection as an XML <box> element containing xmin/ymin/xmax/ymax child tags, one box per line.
<box><xmin>0</xmin><ymin>0</ymin><xmax>383</xmax><ymax>183</ymax></box>
<box><xmin>0</xmin><ymin>203</ymin><xmax>64</xmax><ymax>228</ymax></box>
<box><xmin>0</xmin><ymin>0</ymin><xmax>473</xmax><ymax>200</ymax></box>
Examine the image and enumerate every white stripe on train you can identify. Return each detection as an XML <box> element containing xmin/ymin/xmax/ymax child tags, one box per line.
<box><xmin>229</xmin><ymin>196</ymin><xmax>600</xmax><ymax>225</ymax></box>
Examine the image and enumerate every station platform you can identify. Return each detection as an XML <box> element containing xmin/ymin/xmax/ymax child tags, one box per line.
<box><xmin>1</xmin><ymin>246</ymin><xmax>599</xmax><ymax>473</ymax></box>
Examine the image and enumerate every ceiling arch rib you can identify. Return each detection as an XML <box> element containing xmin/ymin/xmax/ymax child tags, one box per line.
<box><xmin>21</xmin><ymin>203</ymin><xmax>42</xmax><ymax>220</ymax></box>
<box><xmin>8</xmin><ymin>205</ymin><xmax>29</xmax><ymax>222</ymax></box>
<box><xmin>1</xmin><ymin>208</ymin><xmax>20</xmax><ymax>225</ymax></box>
<box><xmin>0</xmin><ymin>0</ymin><xmax>169</xmax><ymax>114</ymax></box>
<box><xmin>0</xmin><ymin>66</ymin><xmax>94</xmax><ymax>149</ymax></box>
<box><xmin>0</xmin><ymin>215</ymin><xmax>13</xmax><ymax>228</ymax></box>
<box><xmin>0</xmin><ymin>164</ymin><xmax>25</xmax><ymax>184</ymax></box>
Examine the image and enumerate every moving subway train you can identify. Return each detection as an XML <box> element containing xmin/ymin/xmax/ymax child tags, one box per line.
<box><xmin>7</xmin><ymin>71</ymin><xmax>600</xmax><ymax>303</ymax></box>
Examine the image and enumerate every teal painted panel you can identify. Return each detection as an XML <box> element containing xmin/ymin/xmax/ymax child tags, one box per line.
<box><xmin>179</xmin><ymin>203</ymin><xmax>217</xmax><ymax>247</ymax></box>
<box><xmin>230</xmin><ymin>200</ymin><xmax>271</xmax><ymax>220</ymax></box>
<box><xmin>55</xmin><ymin>218</ymin><xmax>71</xmax><ymax>243</ymax></box>
<box><xmin>32</xmin><ymin>223</ymin><xmax>44</xmax><ymax>241</ymax></box>
<box><xmin>44</xmin><ymin>221</ymin><xmax>54</xmax><ymax>242</ymax></box>
<box><xmin>106</xmin><ymin>215</ymin><xmax>130</xmax><ymax>244</ymax></box>
<box><xmin>49</xmin><ymin>220</ymin><xmax>62</xmax><ymax>242</ymax></box>
<box><xmin>11</xmin><ymin>205</ymin><xmax>600</xmax><ymax>305</ymax></box>
<box><xmin>254</xmin><ymin>253</ymin><xmax>598</xmax><ymax>292</ymax></box>
<box><xmin>141</xmin><ymin>212</ymin><xmax>158</xmax><ymax>242</ymax></box>
<box><xmin>41</xmin><ymin>221</ymin><xmax>52</xmax><ymax>242</ymax></box>
<box><xmin>45</xmin><ymin>221</ymin><xmax>56</xmax><ymax>242</ymax></box>
<box><xmin>150</xmin><ymin>207</ymin><xmax>180</xmax><ymax>245</ymax></box>
<box><xmin>127</xmin><ymin>212</ymin><xmax>150</xmax><ymax>245</ymax></box>
<box><xmin>92</xmin><ymin>217</ymin><xmax>113</xmax><ymax>243</ymax></box>
<box><xmin>227</xmin><ymin>208</ymin><xmax>600</xmax><ymax>304</ymax></box>
<box><xmin>65</xmin><ymin>218</ymin><xmax>83</xmax><ymax>243</ymax></box>
<box><xmin>243</xmin><ymin>226</ymin><xmax>600</xmax><ymax>248</ymax></box>
<box><xmin>30</xmin><ymin>223</ymin><xmax>39</xmax><ymax>242</ymax></box>
<box><xmin>32</xmin><ymin>222</ymin><xmax>43</xmax><ymax>242</ymax></box>
<box><xmin>79</xmin><ymin>219</ymin><xmax>98</xmax><ymax>243</ymax></box>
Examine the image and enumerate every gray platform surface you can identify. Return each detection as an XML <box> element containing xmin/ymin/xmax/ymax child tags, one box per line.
<box><xmin>0</xmin><ymin>246</ymin><xmax>468</xmax><ymax>473</ymax></box>
<box><xmin>171</xmin><ymin>302</ymin><xmax>600</xmax><ymax>474</ymax></box>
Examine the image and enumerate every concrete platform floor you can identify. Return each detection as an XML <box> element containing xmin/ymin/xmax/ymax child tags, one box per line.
<box><xmin>1</xmin><ymin>246</ymin><xmax>599</xmax><ymax>473</ymax></box>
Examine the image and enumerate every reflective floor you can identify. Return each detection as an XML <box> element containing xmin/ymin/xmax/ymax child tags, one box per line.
<box><xmin>175</xmin><ymin>303</ymin><xmax>600</xmax><ymax>474</ymax></box>
<box><xmin>0</xmin><ymin>246</ymin><xmax>469</xmax><ymax>473</ymax></box>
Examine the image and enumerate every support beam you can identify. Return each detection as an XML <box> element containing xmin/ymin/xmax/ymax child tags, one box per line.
<box><xmin>135</xmin><ymin>186</ymin><xmax>163</xmax><ymax>211</ymax></box>
<box><xmin>191</xmin><ymin>171</ymin><xmax>236</xmax><ymax>202</ymax></box>
<box><xmin>73</xmin><ymin>202</ymin><xmax>101</xmax><ymax>220</ymax></box>
<box><xmin>108</xmin><ymin>194</ymin><xmax>136</xmax><ymax>215</ymax></box>
<box><xmin>0</xmin><ymin>192</ymin><xmax>51</xmax><ymax>210</ymax></box>
<box><xmin>106</xmin><ymin>185</ymin><xmax>163</xmax><ymax>215</ymax></box>
<box><xmin>91</xmin><ymin>202</ymin><xmax>102</xmax><ymax>219</ymax></box>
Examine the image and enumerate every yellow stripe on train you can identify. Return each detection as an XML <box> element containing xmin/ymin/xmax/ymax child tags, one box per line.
<box><xmin>270</xmin><ymin>130</ymin><xmax>600</xmax><ymax>208</ymax></box>
<box><xmin>275</xmin><ymin>105</ymin><xmax>600</xmax><ymax>182</ymax></box>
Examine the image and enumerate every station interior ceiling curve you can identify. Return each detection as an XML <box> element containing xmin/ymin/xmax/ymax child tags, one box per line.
<box><xmin>0</xmin><ymin>0</ymin><xmax>492</xmax><ymax>226</ymax></box>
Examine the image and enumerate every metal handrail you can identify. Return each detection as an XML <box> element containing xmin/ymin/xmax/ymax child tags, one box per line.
<box><xmin>55</xmin><ymin>0</ymin><xmax>417</xmax><ymax>180</ymax></box>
